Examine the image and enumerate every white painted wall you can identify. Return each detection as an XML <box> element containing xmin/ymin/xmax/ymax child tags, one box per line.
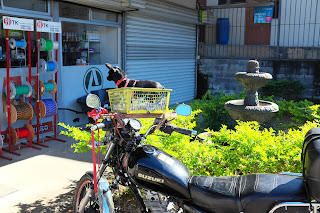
<box><xmin>58</xmin><ymin>65</ymin><xmax>117</xmax><ymax>128</ymax></box>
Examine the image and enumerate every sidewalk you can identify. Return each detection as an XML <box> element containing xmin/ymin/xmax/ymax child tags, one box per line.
<box><xmin>0</xmin><ymin>135</ymin><xmax>95</xmax><ymax>213</ymax></box>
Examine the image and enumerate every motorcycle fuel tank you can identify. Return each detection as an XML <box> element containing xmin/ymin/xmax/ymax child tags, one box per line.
<box><xmin>126</xmin><ymin>145</ymin><xmax>191</xmax><ymax>200</ymax></box>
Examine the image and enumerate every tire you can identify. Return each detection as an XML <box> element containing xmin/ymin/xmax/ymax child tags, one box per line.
<box><xmin>73</xmin><ymin>172</ymin><xmax>99</xmax><ymax>213</ymax></box>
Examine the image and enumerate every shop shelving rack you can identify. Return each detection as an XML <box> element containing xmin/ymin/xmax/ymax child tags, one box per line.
<box><xmin>35</xmin><ymin>32</ymin><xmax>65</xmax><ymax>145</ymax></box>
<box><xmin>3</xmin><ymin>29</ymin><xmax>41</xmax><ymax>157</ymax></box>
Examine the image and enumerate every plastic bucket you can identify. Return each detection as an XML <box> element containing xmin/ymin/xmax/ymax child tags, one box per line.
<box><xmin>216</xmin><ymin>18</ymin><xmax>229</xmax><ymax>45</ymax></box>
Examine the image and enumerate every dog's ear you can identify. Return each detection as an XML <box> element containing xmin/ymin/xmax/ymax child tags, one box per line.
<box><xmin>105</xmin><ymin>63</ymin><xmax>113</xmax><ymax>70</ymax></box>
<box><xmin>107</xmin><ymin>70</ymin><xmax>113</xmax><ymax>81</ymax></box>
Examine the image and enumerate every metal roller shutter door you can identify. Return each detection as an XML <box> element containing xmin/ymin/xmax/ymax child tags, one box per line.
<box><xmin>125</xmin><ymin>14</ymin><xmax>196</xmax><ymax>105</ymax></box>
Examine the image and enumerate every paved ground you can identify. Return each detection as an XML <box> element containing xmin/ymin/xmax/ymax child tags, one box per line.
<box><xmin>0</xmin><ymin>135</ymin><xmax>95</xmax><ymax>213</ymax></box>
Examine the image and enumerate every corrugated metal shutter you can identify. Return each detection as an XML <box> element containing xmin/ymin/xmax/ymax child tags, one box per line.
<box><xmin>126</xmin><ymin>13</ymin><xmax>197</xmax><ymax>104</ymax></box>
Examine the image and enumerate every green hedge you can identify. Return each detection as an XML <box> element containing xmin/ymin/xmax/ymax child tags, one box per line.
<box><xmin>191</xmin><ymin>90</ymin><xmax>245</xmax><ymax>131</ymax></box>
<box><xmin>60</xmin><ymin>93</ymin><xmax>320</xmax><ymax>177</ymax></box>
<box><xmin>261</xmin><ymin>79</ymin><xmax>305</xmax><ymax>101</ymax></box>
<box><xmin>140</xmin><ymin>112</ymin><xmax>320</xmax><ymax>176</ymax></box>
<box><xmin>59</xmin><ymin>122</ymin><xmax>107</xmax><ymax>153</ymax></box>
<box><xmin>262</xmin><ymin>97</ymin><xmax>320</xmax><ymax>129</ymax></box>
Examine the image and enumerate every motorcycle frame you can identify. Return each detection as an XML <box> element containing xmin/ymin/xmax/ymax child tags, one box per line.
<box><xmin>269</xmin><ymin>202</ymin><xmax>320</xmax><ymax>213</ymax></box>
<box><xmin>80</xmin><ymin>140</ymin><xmax>320</xmax><ymax>213</ymax></box>
<box><xmin>79</xmin><ymin>112</ymin><xmax>320</xmax><ymax>213</ymax></box>
<box><xmin>79</xmin><ymin>143</ymin><xmax>116</xmax><ymax>213</ymax></box>
<box><xmin>79</xmin><ymin>113</ymin><xmax>178</xmax><ymax>213</ymax></box>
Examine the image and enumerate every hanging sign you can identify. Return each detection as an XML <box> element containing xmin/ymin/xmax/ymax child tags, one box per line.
<box><xmin>2</xmin><ymin>16</ymin><xmax>34</xmax><ymax>31</ymax></box>
<box><xmin>36</xmin><ymin>20</ymin><xmax>62</xmax><ymax>33</ymax></box>
<box><xmin>254</xmin><ymin>6</ymin><xmax>274</xmax><ymax>23</ymax></box>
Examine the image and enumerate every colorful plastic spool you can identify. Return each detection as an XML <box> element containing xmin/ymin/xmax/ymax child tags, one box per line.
<box><xmin>5</xmin><ymin>82</ymin><xmax>32</xmax><ymax>100</ymax></box>
<box><xmin>38</xmin><ymin>80</ymin><xmax>57</xmax><ymax>96</ymax></box>
<box><xmin>6</xmin><ymin>123</ymin><xmax>35</xmax><ymax>146</ymax></box>
<box><xmin>52</xmin><ymin>41</ymin><xmax>59</xmax><ymax>50</ymax></box>
<box><xmin>39</xmin><ymin>59</ymin><xmax>58</xmax><ymax>74</ymax></box>
<box><xmin>9</xmin><ymin>38</ymin><xmax>27</xmax><ymax>49</ymax></box>
<box><xmin>38</xmin><ymin>99</ymin><xmax>57</xmax><ymax>118</ymax></box>
<box><xmin>4</xmin><ymin>102</ymin><xmax>34</xmax><ymax>123</ymax></box>
<box><xmin>40</xmin><ymin>39</ymin><xmax>59</xmax><ymax>51</ymax></box>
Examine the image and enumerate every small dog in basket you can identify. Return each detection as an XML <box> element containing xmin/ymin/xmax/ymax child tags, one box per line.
<box><xmin>105</xmin><ymin>63</ymin><xmax>165</xmax><ymax>89</ymax></box>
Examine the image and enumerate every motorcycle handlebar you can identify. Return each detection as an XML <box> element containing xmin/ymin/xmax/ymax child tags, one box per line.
<box><xmin>80</xmin><ymin>123</ymin><xmax>106</xmax><ymax>131</ymax></box>
<box><xmin>160</xmin><ymin>123</ymin><xmax>197</xmax><ymax>137</ymax></box>
<box><xmin>90</xmin><ymin>123</ymin><xmax>106</xmax><ymax>131</ymax></box>
<box><xmin>172</xmin><ymin>126</ymin><xmax>197</xmax><ymax>137</ymax></box>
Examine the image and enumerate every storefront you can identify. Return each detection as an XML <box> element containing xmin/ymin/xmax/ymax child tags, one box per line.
<box><xmin>58</xmin><ymin>2</ymin><xmax>121</xmax><ymax>126</ymax></box>
<box><xmin>0</xmin><ymin>0</ymin><xmax>122</xmax><ymax>132</ymax></box>
<box><xmin>0</xmin><ymin>0</ymin><xmax>54</xmax><ymax>137</ymax></box>
<box><xmin>0</xmin><ymin>0</ymin><xmax>198</xmax><ymax>133</ymax></box>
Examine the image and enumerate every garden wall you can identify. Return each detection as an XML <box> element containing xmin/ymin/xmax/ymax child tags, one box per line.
<box><xmin>198</xmin><ymin>59</ymin><xmax>320</xmax><ymax>101</ymax></box>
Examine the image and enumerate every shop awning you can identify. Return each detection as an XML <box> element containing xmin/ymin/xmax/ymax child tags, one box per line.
<box><xmin>62</xmin><ymin>0</ymin><xmax>146</xmax><ymax>12</ymax></box>
<box><xmin>62</xmin><ymin>0</ymin><xmax>199</xmax><ymax>25</ymax></box>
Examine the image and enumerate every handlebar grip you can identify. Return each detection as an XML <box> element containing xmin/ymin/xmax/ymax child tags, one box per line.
<box><xmin>79</xmin><ymin>126</ymin><xmax>91</xmax><ymax>131</ymax></box>
<box><xmin>90</xmin><ymin>123</ymin><xmax>106</xmax><ymax>131</ymax></box>
<box><xmin>173</xmin><ymin>127</ymin><xmax>197</xmax><ymax>137</ymax></box>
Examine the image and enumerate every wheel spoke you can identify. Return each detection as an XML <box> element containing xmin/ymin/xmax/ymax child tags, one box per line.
<box><xmin>75</xmin><ymin>177</ymin><xmax>100</xmax><ymax>213</ymax></box>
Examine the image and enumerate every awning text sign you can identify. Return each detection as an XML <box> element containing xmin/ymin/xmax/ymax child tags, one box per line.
<box><xmin>2</xmin><ymin>16</ymin><xmax>34</xmax><ymax>31</ymax></box>
<box><xmin>36</xmin><ymin>20</ymin><xmax>62</xmax><ymax>33</ymax></box>
<box><xmin>254</xmin><ymin>6</ymin><xmax>274</xmax><ymax>23</ymax></box>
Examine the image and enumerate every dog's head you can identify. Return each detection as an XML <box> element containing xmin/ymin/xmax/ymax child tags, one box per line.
<box><xmin>105</xmin><ymin>63</ymin><xmax>127</xmax><ymax>82</ymax></box>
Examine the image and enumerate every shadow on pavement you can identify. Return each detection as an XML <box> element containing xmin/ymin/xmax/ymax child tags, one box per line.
<box><xmin>15</xmin><ymin>180</ymin><xmax>76</xmax><ymax>213</ymax></box>
<box><xmin>14</xmin><ymin>179</ymin><xmax>140</xmax><ymax>213</ymax></box>
<box><xmin>0</xmin><ymin>135</ymin><xmax>95</xmax><ymax>167</ymax></box>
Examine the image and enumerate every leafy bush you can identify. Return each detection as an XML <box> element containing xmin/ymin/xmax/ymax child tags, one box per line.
<box><xmin>59</xmin><ymin>123</ymin><xmax>108</xmax><ymax>153</ymax></box>
<box><xmin>261</xmin><ymin>79</ymin><xmax>305</xmax><ymax>101</ymax></box>
<box><xmin>263</xmin><ymin>97</ymin><xmax>320</xmax><ymax>129</ymax></box>
<box><xmin>59</xmin><ymin>92</ymin><xmax>320</xmax><ymax>178</ymax></box>
<box><xmin>191</xmin><ymin>90</ymin><xmax>245</xmax><ymax>132</ymax></box>
<box><xmin>143</xmin><ymin>120</ymin><xmax>320</xmax><ymax>176</ymax></box>
<box><xmin>59</xmin><ymin>111</ymin><xmax>320</xmax><ymax>177</ymax></box>
<box><xmin>204</xmin><ymin>121</ymin><xmax>319</xmax><ymax>176</ymax></box>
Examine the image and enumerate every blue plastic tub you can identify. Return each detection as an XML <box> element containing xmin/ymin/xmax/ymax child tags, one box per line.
<box><xmin>216</xmin><ymin>18</ymin><xmax>229</xmax><ymax>45</ymax></box>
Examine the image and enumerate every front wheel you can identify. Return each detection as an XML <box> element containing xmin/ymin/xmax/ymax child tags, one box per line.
<box><xmin>73</xmin><ymin>173</ymin><xmax>100</xmax><ymax>213</ymax></box>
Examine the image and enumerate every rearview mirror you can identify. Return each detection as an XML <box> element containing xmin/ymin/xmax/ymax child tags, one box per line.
<box><xmin>86</xmin><ymin>94</ymin><xmax>101</xmax><ymax>109</ymax></box>
<box><xmin>175</xmin><ymin>104</ymin><xmax>192</xmax><ymax>116</ymax></box>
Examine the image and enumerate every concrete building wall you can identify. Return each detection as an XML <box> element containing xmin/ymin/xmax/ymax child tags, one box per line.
<box><xmin>198</xmin><ymin>59</ymin><xmax>319</xmax><ymax>100</ymax></box>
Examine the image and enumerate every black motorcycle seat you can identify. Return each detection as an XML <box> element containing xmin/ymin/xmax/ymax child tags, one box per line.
<box><xmin>189</xmin><ymin>174</ymin><xmax>308</xmax><ymax>213</ymax></box>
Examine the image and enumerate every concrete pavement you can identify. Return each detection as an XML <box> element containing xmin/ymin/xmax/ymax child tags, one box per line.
<box><xmin>0</xmin><ymin>135</ymin><xmax>95</xmax><ymax>213</ymax></box>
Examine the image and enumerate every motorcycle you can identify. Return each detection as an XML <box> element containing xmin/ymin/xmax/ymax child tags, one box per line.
<box><xmin>73</xmin><ymin>93</ymin><xmax>320</xmax><ymax>213</ymax></box>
